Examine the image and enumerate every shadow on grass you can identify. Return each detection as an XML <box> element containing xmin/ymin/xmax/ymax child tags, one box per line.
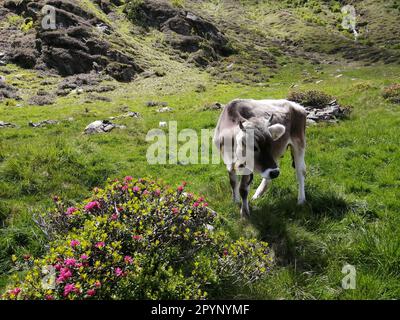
<box><xmin>248</xmin><ymin>188</ymin><xmax>353</xmax><ymax>271</ymax></box>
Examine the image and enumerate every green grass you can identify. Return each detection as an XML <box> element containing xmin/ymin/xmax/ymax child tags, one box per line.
<box><xmin>1</xmin><ymin>0</ymin><xmax>400</xmax><ymax>299</ymax></box>
<box><xmin>1</xmin><ymin>61</ymin><xmax>399</xmax><ymax>299</ymax></box>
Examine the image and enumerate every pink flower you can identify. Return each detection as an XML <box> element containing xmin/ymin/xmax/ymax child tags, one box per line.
<box><xmin>154</xmin><ymin>189</ymin><xmax>161</xmax><ymax>197</ymax></box>
<box><xmin>143</xmin><ymin>190</ymin><xmax>149</xmax><ymax>195</ymax></box>
<box><xmin>64</xmin><ymin>258</ymin><xmax>76</xmax><ymax>267</ymax></box>
<box><xmin>95</xmin><ymin>281</ymin><xmax>101</xmax><ymax>288</ymax></box>
<box><xmin>115</xmin><ymin>267</ymin><xmax>124</xmax><ymax>277</ymax></box>
<box><xmin>80</xmin><ymin>254</ymin><xmax>88</xmax><ymax>260</ymax></box>
<box><xmin>223</xmin><ymin>249</ymin><xmax>229</xmax><ymax>256</ymax></box>
<box><xmin>193</xmin><ymin>202</ymin><xmax>199</xmax><ymax>208</ymax></box>
<box><xmin>95</xmin><ymin>241</ymin><xmax>105</xmax><ymax>249</ymax></box>
<box><xmin>54</xmin><ymin>264</ymin><xmax>62</xmax><ymax>271</ymax></box>
<box><xmin>132</xmin><ymin>186</ymin><xmax>140</xmax><ymax>193</ymax></box>
<box><xmin>45</xmin><ymin>295</ymin><xmax>54</xmax><ymax>300</ymax></box>
<box><xmin>66</xmin><ymin>207</ymin><xmax>78</xmax><ymax>216</ymax></box>
<box><xmin>203</xmin><ymin>202</ymin><xmax>208</xmax><ymax>207</ymax></box>
<box><xmin>57</xmin><ymin>267</ymin><xmax>72</xmax><ymax>283</ymax></box>
<box><xmin>70</xmin><ymin>240</ymin><xmax>80</xmax><ymax>247</ymax></box>
<box><xmin>87</xmin><ymin>289</ymin><xmax>96</xmax><ymax>297</ymax></box>
<box><xmin>172</xmin><ymin>207</ymin><xmax>179</xmax><ymax>214</ymax></box>
<box><xmin>111</xmin><ymin>213</ymin><xmax>118</xmax><ymax>221</ymax></box>
<box><xmin>122</xmin><ymin>185</ymin><xmax>128</xmax><ymax>191</ymax></box>
<box><xmin>63</xmin><ymin>283</ymin><xmax>78</xmax><ymax>297</ymax></box>
<box><xmin>198</xmin><ymin>197</ymin><xmax>204</xmax><ymax>202</ymax></box>
<box><xmin>177</xmin><ymin>185</ymin><xmax>184</xmax><ymax>192</ymax></box>
<box><xmin>124</xmin><ymin>256</ymin><xmax>133</xmax><ymax>264</ymax></box>
<box><xmin>132</xmin><ymin>235</ymin><xmax>142</xmax><ymax>241</ymax></box>
<box><xmin>124</xmin><ymin>176</ymin><xmax>133</xmax><ymax>182</ymax></box>
<box><xmin>10</xmin><ymin>288</ymin><xmax>21</xmax><ymax>296</ymax></box>
<box><xmin>84</xmin><ymin>201</ymin><xmax>100</xmax><ymax>211</ymax></box>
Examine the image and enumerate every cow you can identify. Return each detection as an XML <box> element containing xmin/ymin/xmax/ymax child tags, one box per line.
<box><xmin>213</xmin><ymin>99</ymin><xmax>307</xmax><ymax>218</ymax></box>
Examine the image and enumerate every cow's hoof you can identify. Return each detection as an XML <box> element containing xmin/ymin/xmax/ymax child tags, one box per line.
<box><xmin>240</xmin><ymin>208</ymin><xmax>250</xmax><ymax>219</ymax></box>
<box><xmin>297</xmin><ymin>199</ymin><xmax>306</xmax><ymax>206</ymax></box>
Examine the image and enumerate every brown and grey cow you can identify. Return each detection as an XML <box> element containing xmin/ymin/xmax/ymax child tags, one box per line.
<box><xmin>213</xmin><ymin>99</ymin><xmax>307</xmax><ymax>217</ymax></box>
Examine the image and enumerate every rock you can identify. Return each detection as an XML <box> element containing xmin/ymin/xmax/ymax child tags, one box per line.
<box><xmin>146</xmin><ymin>101</ymin><xmax>168</xmax><ymax>107</ymax></box>
<box><xmin>157</xmin><ymin>106</ymin><xmax>173</xmax><ymax>113</ymax></box>
<box><xmin>202</xmin><ymin>102</ymin><xmax>223</xmax><ymax>111</ymax></box>
<box><xmin>0</xmin><ymin>121</ymin><xmax>17</xmax><ymax>128</ymax></box>
<box><xmin>306</xmin><ymin>119</ymin><xmax>317</xmax><ymax>126</ymax></box>
<box><xmin>126</xmin><ymin>0</ymin><xmax>233</xmax><ymax>66</ymax></box>
<box><xmin>29</xmin><ymin>120</ymin><xmax>59</xmax><ymax>127</ymax></box>
<box><xmin>109</xmin><ymin>111</ymin><xmax>141</xmax><ymax>120</ymax></box>
<box><xmin>4</xmin><ymin>0</ymin><xmax>143</xmax><ymax>81</ymax></box>
<box><xmin>84</xmin><ymin>120</ymin><xmax>125</xmax><ymax>134</ymax></box>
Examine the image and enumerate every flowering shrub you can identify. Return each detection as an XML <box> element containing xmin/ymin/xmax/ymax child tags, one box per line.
<box><xmin>382</xmin><ymin>84</ymin><xmax>400</xmax><ymax>103</ymax></box>
<box><xmin>2</xmin><ymin>178</ymin><xmax>273</xmax><ymax>300</ymax></box>
<box><xmin>288</xmin><ymin>90</ymin><xmax>334</xmax><ymax>109</ymax></box>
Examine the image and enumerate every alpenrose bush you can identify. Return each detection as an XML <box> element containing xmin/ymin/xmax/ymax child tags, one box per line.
<box><xmin>382</xmin><ymin>83</ymin><xmax>400</xmax><ymax>103</ymax></box>
<box><xmin>2</xmin><ymin>177</ymin><xmax>273</xmax><ymax>300</ymax></box>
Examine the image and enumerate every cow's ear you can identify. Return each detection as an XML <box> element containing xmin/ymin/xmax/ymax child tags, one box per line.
<box><xmin>268</xmin><ymin>124</ymin><xmax>286</xmax><ymax>141</ymax></box>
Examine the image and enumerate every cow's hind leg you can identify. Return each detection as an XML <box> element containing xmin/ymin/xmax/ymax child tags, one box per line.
<box><xmin>252</xmin><ymin>178</ymin><xmax>270</xmax><ymax>200</ymax></box>
<box><xmin>240</xmin><ymin>173</ymin><xmax>253</xmax><ymax>218</ymax></box>
<box><xmin>228</xmin><ymin>169</ymin><xmax>240</xmax><ymax>204</ymax></box>
<box><xmin>291</xmin><ymin>141</ymin><xmax>306</xmax><ymax>205</ymax></box>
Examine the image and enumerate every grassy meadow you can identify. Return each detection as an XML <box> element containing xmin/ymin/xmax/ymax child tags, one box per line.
<box><xmin>1</xmin><ymin>60</ymin><xmax>399</xmax><ymax>299</ymax></box>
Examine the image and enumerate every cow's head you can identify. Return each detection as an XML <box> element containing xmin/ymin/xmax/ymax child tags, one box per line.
<box><xmin>235</xmin><ymin>115</ymin><xmax>286</xmax><ymax>179</ymax></box>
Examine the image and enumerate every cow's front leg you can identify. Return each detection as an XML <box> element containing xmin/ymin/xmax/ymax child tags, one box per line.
<box><xmin>228</xmin><ymin>169</ymin><xmax>240</xmax><ymax>204</ymax></box>
<box><xmin>239</xmin><ymin>173</ymin><xmax>253</xmax><ymax>218</ymax></box>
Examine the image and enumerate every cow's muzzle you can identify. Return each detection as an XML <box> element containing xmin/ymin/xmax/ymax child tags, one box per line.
<box><xmin>261</xmin><ymin>168</ymin><xmax>280</xmax><ymax>180</ymax></box>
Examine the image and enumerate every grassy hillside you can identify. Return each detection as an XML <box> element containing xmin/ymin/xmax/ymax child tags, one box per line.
<box><xmin>0</xmin><ymin>0</ymin><xmax>399</xmax><ymax>299</ymax></box>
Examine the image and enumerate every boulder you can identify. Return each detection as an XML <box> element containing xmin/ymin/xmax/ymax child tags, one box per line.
<box><xmin>0</xmin><ymin>121</ymin><xmax>17</xmax><ymax>128</ymax></box>
<box><xmin>29</xmin><ymin>120</ymin><xmax>59</xmax><ymax>127</ymax></box>
<box><xmin>84</xmin><ymin>120</ymin><xmax>125</xmax><ymax>134</ymax></box>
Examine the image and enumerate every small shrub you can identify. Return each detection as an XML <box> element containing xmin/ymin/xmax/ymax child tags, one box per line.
<box><xmin>20</xmin><ymin>18</ymin><xmax>34</xmax><ymax>33</ymax></box>
<box><xmin>382</xmin><ymin>84</ymin><xmax>400</xmax><ymax>103</ymax></box>
<box><xmin>288</xmin><ymin>90</ymin><xmax>335</xmax><ymax>108</ymax></box>
<box><xmin>2</xmin><ymin>178</ymin><xmax>273</xmax><ymax>300</ymax></box>
<box><xmin>171</xmin><ymin>0</ymin><xmax>185</xmax><ymax>8</ymax></box>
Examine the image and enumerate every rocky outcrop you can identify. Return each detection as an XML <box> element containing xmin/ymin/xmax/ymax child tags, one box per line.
<box><xmin>125</xmin><ymin>0</ymin><xmax>233</xmax><ymax>66</ymax></box>
<box><xmin>2</xmin><ymin>0</ymin><xmax>143</xmax><ymax>81</ymax></box>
